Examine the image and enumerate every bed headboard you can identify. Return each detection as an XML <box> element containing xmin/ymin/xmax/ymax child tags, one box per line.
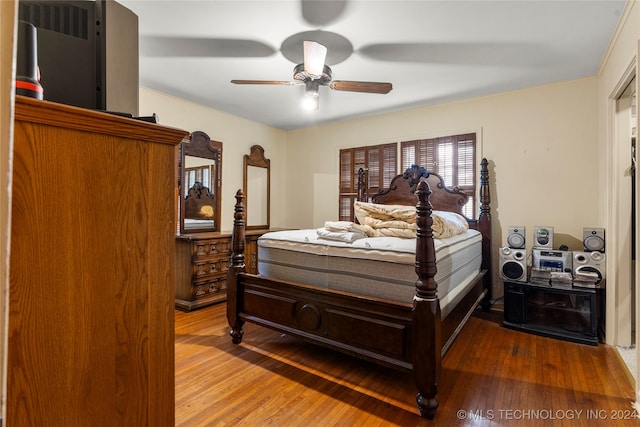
<box><xmin>371</xmin><ymin>165</ymin><xmax>469</xmax><ymax>216</ymax></box>
<box><xmin>184</xmin><ymin>181</ymin><xmax>215</xmax><ymax>220</ymax></box>
<box><xmin>371</xmin><ymin>160</ymin><xmax>492</xmax><ymax>293</ymax></box>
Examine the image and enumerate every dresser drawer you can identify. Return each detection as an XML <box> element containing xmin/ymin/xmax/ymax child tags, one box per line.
<box><xmin>193</xmin><ymin>238</ymin><xmax>231</xmax><ymax>259</ymax></box>
<box><xmin>193</xmin><ymin>276</ymin><xmax>228</xmax><ymax>298</ymax></box>
<box><xmin>193</xmin><ymin>258</ymin><xmax>230</xmax><ymax>277</ymax></box>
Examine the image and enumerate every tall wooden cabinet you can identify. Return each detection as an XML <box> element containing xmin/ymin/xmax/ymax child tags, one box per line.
<box><xmin>8</xmin><ymin>96</ymin><xmax>188</xmax><ymax>426</ymax></box>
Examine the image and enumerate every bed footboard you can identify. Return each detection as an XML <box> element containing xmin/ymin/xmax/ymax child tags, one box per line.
<box><xmin>233</xmin><ymin>274</ymin><xmax>415</xmax><ymax>369</ymax></box>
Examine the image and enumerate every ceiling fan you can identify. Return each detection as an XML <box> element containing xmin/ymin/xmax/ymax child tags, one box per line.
<box><xmin>231</xmin><ymin>41</ymin><xmax>393</xmax><ymax>110</ymax></box>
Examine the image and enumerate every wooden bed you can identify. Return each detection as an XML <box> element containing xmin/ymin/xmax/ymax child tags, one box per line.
<box><xmin>227</xmin><ymin>159</ymin><xmax>492</xmax><ymax>419</ymax></box>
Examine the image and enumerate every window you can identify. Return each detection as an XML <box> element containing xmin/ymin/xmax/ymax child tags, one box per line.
<box><xmin>339</xmin><ymin>143</ymin><xmax>397</xmax><ymax>221</ymax></box>
<box><xmin>401</xmin><ymin>133</ymin><xmax>476</xmax><ymax>218</ymax></box>
<box><xmin>338</xmin><ymin>133</ymin><xmax>476</xmax><ymax>221</ymax></box>
<box><xmin>183</xmin><ymin>165</ymin><xmax>211</xmax><ymax>197</ymax></box>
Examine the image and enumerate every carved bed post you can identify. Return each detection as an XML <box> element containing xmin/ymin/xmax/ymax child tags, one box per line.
<box><xmin>412</xmin><ymin>180</ymin><xmax>441</xmax><ymax>419</ymax></box>
<box><xmin>227</xmin><ymin>189</ymin><xmax>246</xmax><ymax>344</ymax></box>
<box><xmin>477</xmin><ymin>158</ymin><xmax>492</xmax><ymax>306</ymax></box>
<box><xmin>357</xmin><ymin>167</ymin><xmax>367</xmax><ymax>202</ymax></box>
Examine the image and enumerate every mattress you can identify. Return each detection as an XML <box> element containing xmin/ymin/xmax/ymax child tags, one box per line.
<box><xmin>257</xmin><ymin>229</ymin><xmax>482</xmax><ymax>318</ymax></box>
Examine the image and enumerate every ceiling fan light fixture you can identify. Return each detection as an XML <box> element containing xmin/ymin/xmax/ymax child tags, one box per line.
<box><xmin>302</xmin><ymin>81</ymin><xmax>320</xmax><ymax>111</ymax></box>
<box><xmin>302</xmin><ymin>92</ymin><xmax>319</xmax><ymax>111</ymax></box>
<box><xmin>303</xmin><ymin>40</ymin><xmax>327</xmax><ymax>78</ymax></box>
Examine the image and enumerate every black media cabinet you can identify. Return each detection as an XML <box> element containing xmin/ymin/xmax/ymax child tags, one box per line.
<box><xmin>503</xmin><ymin>280</ymin><xmax>603</xmax><ymax>346</ymax></box>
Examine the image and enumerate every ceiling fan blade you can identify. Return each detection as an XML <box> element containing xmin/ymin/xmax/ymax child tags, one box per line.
<box><xmin>140</xmin><ymin>36</ymin><xmax>276</xmax><ymax>58</ymax></box>
<box><xmin>231</xmin><ymin>80</ymin><xmax>302</xmax><ymax>86</ymax></box>
<box><xmin>358</xmin><ymin>42</ymin><xmax>545</xmax><ymax>66</ymax></box>
<box><xmin>329</xmin><ymin>81</ymin><xmax>393</xmax><ymax>94</ymax></box>
<box><xmin>301</xmin><ymin>0</ymin><xmax>348</xmax><ymax>26</ymax></box>
<box><xmin>303</xmin><ymin>41</ymin><xmax>327</xmax><ymax>77</ymax></box>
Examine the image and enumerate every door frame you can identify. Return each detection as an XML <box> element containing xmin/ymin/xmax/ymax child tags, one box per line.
<box><xmin>607</xmin><ymin>58</ymin><xmax>636</xmax><ymax>349</ymax></box>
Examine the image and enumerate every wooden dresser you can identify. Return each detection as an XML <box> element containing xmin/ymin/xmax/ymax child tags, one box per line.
<box><xmin>8</xmin><ymin>96</ymin><xmax>188</xmax><ymax>426</ymax></box>
<box><xmin>175</xmin><ymin>229</ymin><xmax>268</xmax><ymax>311</ymax></box>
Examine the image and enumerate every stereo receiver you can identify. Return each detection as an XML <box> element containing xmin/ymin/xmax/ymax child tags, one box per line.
<box><xmin>532</xmin><ymin>249</ymin><xmax>572</xmax><ymax>273</ymax></box>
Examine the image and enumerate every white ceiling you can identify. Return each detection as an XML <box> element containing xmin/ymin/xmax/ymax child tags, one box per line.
<box><xmin>118</xmin><ymin>0</ymin><xmax>626</xmax><ymax>131</ymax></box>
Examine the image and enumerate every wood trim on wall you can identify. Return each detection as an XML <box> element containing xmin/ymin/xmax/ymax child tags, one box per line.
<box><xmin>0</xmin><ymin>0</ymin><xmax>17</xmax><ymax>423</ymax></box>
<box><xmin>635</xmin><ymin>38</ymin><xmax>639</xmax><ymax>405</ymax></box>
<box><xmin>606</xmin><ymin>57</ymin><xmax>636</xmax><ymax>348</ymax></box>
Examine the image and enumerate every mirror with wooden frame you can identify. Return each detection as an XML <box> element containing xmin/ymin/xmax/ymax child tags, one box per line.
<box><xmin>243</xmin><ymin>145</ymin><xmax>270</xmax><ymax>230</ymax></box>
<box><xmin>179</xmin><ymin>131</ymin><xmax>222</xmax><ymax>234</ymax></box>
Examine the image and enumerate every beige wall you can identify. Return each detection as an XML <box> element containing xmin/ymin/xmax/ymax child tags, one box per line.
<box><xmin>142</xmin><ymin>76</ymin><xmax>603</xmax><ymax>299</ymax></box>
<box><xmin>286</xmin><ymin>79</ymin><xmax>599</xmax><ymax>233</ymax></box>
<box><xmin>0</xmin><ymin>0</ymin><xmax>16</xmax><ymax>422</ymax></box>
<box><xmin>285</xmin><ymin>78</ymin><xmax>600</xmax><ymax>296</ymax></box>
<box><xmin>138</xmin><ymin>88</ymin><xmax>288</xmax><ymax>232</ymax></box>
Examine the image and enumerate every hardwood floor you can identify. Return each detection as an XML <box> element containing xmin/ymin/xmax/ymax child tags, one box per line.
<box><xmin>176</xmin><ymin>304</ymin><xmax>637</xmax><ymax>426</ymax></box>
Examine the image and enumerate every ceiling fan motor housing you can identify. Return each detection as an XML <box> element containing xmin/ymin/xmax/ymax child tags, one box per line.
<box><xmin>294</xmin><ymin>63</ymin><xmax>332</xmax><ymax>85</ymax></box>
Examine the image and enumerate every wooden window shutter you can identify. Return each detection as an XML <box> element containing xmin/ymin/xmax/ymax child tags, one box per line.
<box><xmin>400</xmin><ymin>133</ymin><xmax>477</xmax><ymax>218</ymax></box>
<box><xmin>340</xmin><ymin>150</ymin><xmax>352</xmax><ymax>192</ymax></box>
<box><xmin>339</xmin><ymin>143</ymin><xmax>397</xmax><ymax>221</ymax></box>
<box><xmin>382</xmin><ymin>144</ymin><xmax>397</xmax><ymax>189</ymax></box>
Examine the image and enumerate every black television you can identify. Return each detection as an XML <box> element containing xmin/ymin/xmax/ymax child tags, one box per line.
<box><xmin>18</xmin><ymin>0</ymin><xmax>139</xmax><ymax>115</ymax></box>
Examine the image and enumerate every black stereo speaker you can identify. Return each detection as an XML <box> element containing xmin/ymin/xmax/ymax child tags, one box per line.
<box><xmin>499</xmin><ymin>247</ymin><xmax>527</xmax><ymax>282</ymax></box>
<box><xmin>507</xmin><ymin>226</ymin><xmax>526</xmax><ymax>249</ymax></box>
<box><xmin>583</xmin><ymin>227</ymin><xmax>605</xmax><ymax>252</ymax></box>
<box><xmin>533</xmin><ymin>226</ymin><xmax>554</xmax><ymax>249</ymax></box>
<box><xmin>573</xmin><ymin>251</ymin><xmax>606</xmax><ymax>285</ymax></box>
